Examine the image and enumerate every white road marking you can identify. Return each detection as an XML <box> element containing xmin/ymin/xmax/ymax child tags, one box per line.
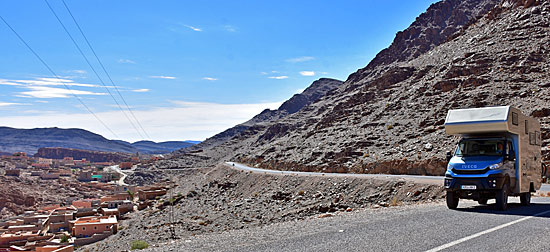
<box><xmin>425</xmin><ymin>209</ymin><xmax>550</xmax><ymax>252</ymax></box>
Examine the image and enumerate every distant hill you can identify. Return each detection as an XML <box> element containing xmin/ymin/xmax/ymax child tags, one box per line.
<box><xmin>130</xmin><ymin>141</ymin><xmax>195</xmax><ymax>154</ymax></box>
<box><xmin>0</xmin><ymin>127</ymin><xmax>198</xmax><ymax>154</ymax></box>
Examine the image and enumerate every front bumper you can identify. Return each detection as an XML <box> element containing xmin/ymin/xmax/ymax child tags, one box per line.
<box><xmin>444</xmin><ymin>175</ymin><xmax>506</xmax><ymax>192</ymax></box>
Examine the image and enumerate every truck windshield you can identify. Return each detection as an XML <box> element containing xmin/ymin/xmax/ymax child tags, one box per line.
<box><xmin>455</xmin><ymin>139</ymin><xmax>505</xmax><ymax>157</ymax></box>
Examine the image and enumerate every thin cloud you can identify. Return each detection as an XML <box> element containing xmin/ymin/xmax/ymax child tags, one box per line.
<box><xmin>202</xmin><ymin>77</ymin><xmax>218</xmax><ymax>81</ymax></box>
<box><xmin>286</xmin><ymin>56</ymin><xmax>315</xmax><ymax>63</ymax></box>
<box><xmin>68</xmin><ymin>70</ymin><xmax>87</xmax><ymax>74</ymax></box>
<box><xmin>223</xmin><ymin>25</ymin><xmax>236</xmax><ymax>32</ymax></box>
<box><xmin>150</xmin><ymin>76</ymin><xmax>176</xmax><ymax>80</ymax></box>
<box><xmin>0</xmin><ymin>79</ymin><xmax>23</xmax><ymax>86</ymax></box>
<box><xmin>299</xmin><ymin>71</ymin><xmax>315</xmax><ymax>76</ymax></box>
<box><xmin>184</xmin><ymin>25</ymin><xmax>202</xmax><ymax>32</ymax></box>
<box><xmin>268</xmin><ymin>76</ymin><xmax>288</xmax><ymax>80</ymax></box>
<box><xmin>5</xmin><ymin>77</ymin><xmax>101</xmax><ymax>88</ymax></box>
<box><xmin>0</xmin><ymin>102</ymin><xmax>25</xmax><ymax>107</ymax></box>
<box><xmin>132</xmin><ymin>88</ymin><xmax>150</xmax><ymax>92</ymax></box>
<box><xmin>19</xmin><ymin>86</ymin><xmax>106</xmax><ymax>99</ymax></box>
<box><xmin>118</xmin><ymin>59</ymin><xmax>136</xmax><ymax>64</ymax></box>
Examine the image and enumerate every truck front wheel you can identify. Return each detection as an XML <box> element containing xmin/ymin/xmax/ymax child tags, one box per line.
<box><xmin>495</xmin><ymin>183</ymin><xmax>509</xmax><ymax>211</ymax></box>
<box><xmin>520</xmin><ymin>192</ymin><xmax>531</xmax><ymax>206</ymax></box>
<box><xmin>446</xmin><ymin>191</ymin><xmax>459</xmax><ymax>209</ymax></box>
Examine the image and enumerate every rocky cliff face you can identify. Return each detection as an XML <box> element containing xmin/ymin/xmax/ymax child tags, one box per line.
<box><xmin>167</xmin><ymin>0</ymin><xmax>550</xmax><ymax>175</ymax></box>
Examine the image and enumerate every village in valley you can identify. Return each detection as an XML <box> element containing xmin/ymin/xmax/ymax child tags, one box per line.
<box><xmin>0</xmin><ymin>151</ymin><xmax>170</xmax><ymax>252</ymax></box>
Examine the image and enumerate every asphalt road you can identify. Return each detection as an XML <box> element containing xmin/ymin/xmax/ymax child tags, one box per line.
<box><xmin>150</xmin><ymin>197</ymin><xmax>550</xmax><ymax>252</ymax></box>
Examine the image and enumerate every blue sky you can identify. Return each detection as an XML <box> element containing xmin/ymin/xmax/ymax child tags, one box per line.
<box><xmin>0</xmin><ymin>0</ymin><xmax>436</xmax><ymax>142</ymax></box>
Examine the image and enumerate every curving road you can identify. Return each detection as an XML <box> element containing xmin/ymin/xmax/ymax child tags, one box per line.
<box><xmin>225</xmin><ymin>162</ymin><xmax>550</xmax><ymax>191</ymax></box>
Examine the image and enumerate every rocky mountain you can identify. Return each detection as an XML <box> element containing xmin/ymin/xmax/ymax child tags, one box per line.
<box><xmin>165</xmin><ymin>0</ymin><xmax>549</xmax><ymax>176</ymax></box>
<box><xmin>170</xmin><ymin>78</ymin><xmax>343</xmax><ymax>166</ymax></box>
<box><xmin>0</xmin><ymin>127</ymin><xmax>196</xmax><ymax>154</ymax></box>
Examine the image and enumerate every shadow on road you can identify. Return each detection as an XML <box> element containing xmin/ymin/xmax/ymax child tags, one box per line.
<box><xmin>454</xmin><ymin>201</ymin><xmax>550</xmax><ymax>218</ymax></box>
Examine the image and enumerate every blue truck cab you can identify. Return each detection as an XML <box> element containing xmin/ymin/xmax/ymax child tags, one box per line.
<box><xmin>444</xmin><ymin>106</ymin><xmax>542</xmax><ymax>211</ymax></box>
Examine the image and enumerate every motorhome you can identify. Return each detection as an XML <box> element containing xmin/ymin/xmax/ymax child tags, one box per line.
<box><xmin>444</xmin><ymin>106</ymin><xmax>543</xmax><ymax>210</ymax></box>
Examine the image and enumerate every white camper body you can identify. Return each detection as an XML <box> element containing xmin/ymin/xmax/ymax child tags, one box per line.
<box><xmin>444</xmin><ymin>106</ymin><xmax>542</xmax><ymax>210</ymax></box>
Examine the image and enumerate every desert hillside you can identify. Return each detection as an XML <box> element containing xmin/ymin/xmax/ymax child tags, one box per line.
<box><xmin>165</xmin><ymin>0</ymin><xmax>550</xmax><ymax>176</ymax></box>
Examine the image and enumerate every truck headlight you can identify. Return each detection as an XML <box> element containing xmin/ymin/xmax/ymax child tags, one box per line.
<box><xmin>489</xmin><ymin>163</ymin><xmax>501</xmax><ymax>170</ymax></box>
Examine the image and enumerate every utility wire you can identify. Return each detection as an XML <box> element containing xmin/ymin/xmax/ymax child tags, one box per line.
<box><xmin>61</xmin><ymin>0</ymin><xmax>152</xmax><ymax>140</ymax></box>
<box><xmin>44</xmin><ymin>0</ymin><xmax>145</xmax><ymax>140</ymax></box>
<box><xmin>0</xmin><ymin>15</ymin><xmax>119</xmax><ymax>138</ymax></box>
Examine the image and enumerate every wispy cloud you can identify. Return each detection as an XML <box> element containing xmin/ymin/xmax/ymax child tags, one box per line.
<box><xmin>68</xmin><ymin>70</ymin><xmax>87</xmax><ymax>74</ymax></box>
<box><xmin>150</xmin><ymin>76</ymin><xmax>176</xmax><ymax>80</ymax></box>
<box><xmin>2</xmin><ymin>77</ymin><xmax>101</xmax><ymax>88</ymax></box>
<box><xmin>286</xmin><ymin>56</ymin><xmax>315</xmax><ymax>63</ymax></box>
<box><xmin>1</xmin><ymin>77</ymin><xmax>112</xmax><ymax>99</ymax></box>
<box><xmin>0</xmin><ymin>102</ymin><xmax>26</xmax><ymax>107</ymax></box>
<box><xmin>268</xmin><ymin>76</ymin><xmax>288</xmax><ymax>80</ymax></box>
<box><xmin>184</xmin><ymin>25</ymin><xmax>202</xmax><ymax>32</ymax></box>
<box><xmin>202</xmin><ymin>77</ymin><xmax>218</xmax><ymax>81</ymax></box>
<box><xmin>132</xmin><ymin>88</ymin><xmax>150</xmax><ymax>93</ymax></box>
<box><xmin>0</xmin><ymin>101</ymin><xmax>284</xmax><ymax>142</ymax></box>
<box><xmin>223</xmin><ymin>25</ymin><xmax>236</xmax><ymax>32</ymax></box>
<box><xmin>299</xmin><ymin>71</ymin><xmax>315</xmax><ymax>76</ymax></box>
<box><xmin>118</xmin><ymin>59</ymin><xmax>136</xmax><ymax>64</ymax></box>
<box><xmin>0</xmin><ymin>79</ymin><xmax>23</xmax><ymax>86</ymax></box>
<box><xmin>18</xmin><ymin>86</ymin><xmax>106</xmax><ymax>99</ymax></box>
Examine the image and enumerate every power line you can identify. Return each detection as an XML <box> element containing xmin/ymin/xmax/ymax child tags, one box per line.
<box><xmin>0</xmin><ymin>14</ymin><xmax>119</xmax><ymax>138</ymax></box>
<box><xmin>43</xmin><ymin>0</ymin><xmax>145</xmax><ymax>140</ymax></box>
<box><xmin>61</xmin><ymin>0</ymin><xmax>152</xmax><ymax>140</ymax></box>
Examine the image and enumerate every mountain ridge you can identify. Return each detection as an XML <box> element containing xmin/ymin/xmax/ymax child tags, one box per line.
<box><xmin>0</xmin><ymin>126</ymin><xmax>196</xmax><ymax>154</ymax></box>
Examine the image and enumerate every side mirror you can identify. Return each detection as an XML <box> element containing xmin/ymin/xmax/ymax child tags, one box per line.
<box><xmin>507</xmin><ymin>151</ymin><xmax>516</xmax><ymax>161</ymax></box>
<box><xmin>446</xmin><ymin>151</ymin><xmax>452</xmax><ymax>162</ymax></box>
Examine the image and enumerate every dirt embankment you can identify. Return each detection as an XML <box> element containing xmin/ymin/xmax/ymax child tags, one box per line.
<box><xmin>87</xmin><ymin>164</ymin><xmax>444</xmax><ymax>251</ymax></box>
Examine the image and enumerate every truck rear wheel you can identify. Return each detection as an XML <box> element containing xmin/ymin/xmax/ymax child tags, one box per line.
<box><xmin>446</xmin><ymin>191</ymin><xmax>459</xmax><ymax>209</ymax></box>
<box><xmin>495</xmin><ymin>183</ymin><xmax>509</xmax><ymax>211</ymax></box>
<box><xmin>520</xmin><ymin>192</ymin><xmax>531</xmax><ymax>206</ymax></box>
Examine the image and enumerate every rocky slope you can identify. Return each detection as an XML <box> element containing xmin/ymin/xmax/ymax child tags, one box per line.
<box><xmin>230</xmin><ymin>0</ymin><xmax>550</xmax><ymax>175</ymax></box>
<box><xmin>0</xmin><ymin>127</ymin><xmax>196</xmax><ymax>154</ymax></box>
<box><xmin>166</xmin><ymin>0</ymin><xmax>550</xmax><ymax>176</ymax></box>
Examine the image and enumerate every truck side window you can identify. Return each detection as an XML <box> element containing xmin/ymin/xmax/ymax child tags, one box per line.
<box><xmin>455</xmin><ymin>144</ymin><xmax>464</xmax><ymax>156</ymax></box>
<box><xmin>507</xmin><ymin>141</ymin><xmax>514</xmax><ymax>155</ymax></box>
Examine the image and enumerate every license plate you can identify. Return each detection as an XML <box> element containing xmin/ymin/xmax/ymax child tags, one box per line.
<box><xmin>461</xmin><ymin>185</ymin><xmax>476</xmax><ymax>190</ymax></box>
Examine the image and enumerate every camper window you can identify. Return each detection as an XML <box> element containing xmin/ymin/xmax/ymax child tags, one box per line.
<box><xmin>525</xmin><ymin>120</ymin><xmax>528</xmax><ymax>134</ymax></box>
<box><xmin>536</xmin><ymin>131</ymin><xmax>541</xmax><ymax>146</ymax></box>
<box><xmin>512</xmin><ymin>112</ymin><xmax>518</xmax><ymax>125</ymax></box>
